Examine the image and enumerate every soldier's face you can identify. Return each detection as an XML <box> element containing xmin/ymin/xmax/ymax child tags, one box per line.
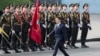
<box><xmin>48</xmin><ymin>7</ymin><xmax>52</xmax><ymax>11</ymax></box>
<box><xmin>31</xmin><ymin>7</ymin><xmax>35</xmax><ymax>12</ymax></box>
<box><xmin>5</xmin><ymin>8</ymin><xmax>10</xmax><ymax>13</ymax></box>
<box><xmin>74</xmin><ymin>6</ymin><xmax>79</xmax><ymax>11</ymax></box>
<box><xmin>52</xmin><ymin>6</ymin><xmax>56</xmax><ymax>11</ymax></box>
<box><xmin>43</xmin><ymin>6</ymin><xmax>47</xmax><ymax>11</ymax></box>
<box><xmin>69</xmin><ymin>7</ymin><xmax>74</xmax><ymax>11</ymax></box>
<box><xmin>16</xmin><ymin>8</ymin><xmax>21</xmax><ymax>13</ymax></box>
<box><xmin>63</xmin><ymin>6</ymin><xmax>67</xmax><ymax>11</ymax></box>
<box><xmin>84</xmin><ymin>6</ymin><xmax>88</xmax><ymax>11</ymax></box>
<box><xmin>39</xmin><ymin>6</ymin><xmax>43</xmax><ymax>11</ymax></box>
<box><xmin>23</xmin><ymin>8</ymin><xmax>28</xmax><ymax>13</ymax></box>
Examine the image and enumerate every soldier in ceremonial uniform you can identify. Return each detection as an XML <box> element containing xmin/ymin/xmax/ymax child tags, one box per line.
<box><xmin>81</xmin><ymin>3</ymin><xmax>91</xmax><ymax>48</ymax></box>
<box><xmin>46</xmin><ymin>4</ymin><xmax>53</xmax><ymax>49</ymax></box>
<box><xmin>61</xmin><ymin>4</ymin><xmax>69</xmax><ymax>48</ymax></box>
<box><xmin>67</xmin><ymin>4</ymin><xmax>74</xmax><ymax>47</ymax></box>
<box><xmin>12</xmin><ymin>5</ymin><xmax>22</xmax><ymax>53</ymax></box>
<box><xmin>21</xmin><ymin>4</ymin><xmax>30</xmax><ymax>52</ymax></box>
<box><xmin>0</xmin><ymin>6</ymin><xmax>12</xmax><ymax>54</ymax></box>
<box><xmin>39</xmin><ymin>4</ymin><xmax>46</xmax><ymax>48</ymax></box>
<box><xmin>70</xmin><ymin>3</ymin><xmax>80</xmax><ymax>48</ymax></box>
<box><xmin>47</xmin><ymin>4</ymin><xmax>52</xmax><ymax>35</ymax></box>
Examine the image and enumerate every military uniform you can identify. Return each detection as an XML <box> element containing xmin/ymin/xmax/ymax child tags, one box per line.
<box><xmin>60</xmin><ymin>9</ymin><xmax>69</xmax><ymax>46</ymax></box>
<box><xmin>0</xmin><ymin>7</ymin><xmax>11</xmax><ymax>53</ymax></box>
<box><xmin>67</xmin><ymin>4</ymin><xmax>75</xmax><ymax>46</ymax></box>
<box><xmin>11</xmin><ymin>5</ymin><xmax>23</xmax><ymax>53</ymax></box>
<box><xmin>21</xmin><ymin>11</ymin><xmax>30</xmax><ymax>52</ymax></box>
<box><xmin>12</xmin><ymin>10</ymin><xmax>22</xmax><ymax>53</ymax></box>
<box><xmin>39</xmin><ymin>11</ymin><xmax>46</xmax><ymax>47</ymax></box>
<box><xmin>71</xmin><ymin>11</ymin><xmax>80</xmax><ymax>47</ymax></box>
<box><xmin>81</xmin><ymin>3</ymin><xmax>91</xmax><ymax>48</ymax></box>
<box><xmin>67</xmin><ymin>11</ymin><xmax>73</xmax><ymax>46</ymax></box>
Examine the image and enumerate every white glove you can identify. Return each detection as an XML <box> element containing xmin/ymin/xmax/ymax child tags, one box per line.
<box><xmin>11</xmin><ymin>29</ymin><xmax>15</xmax><ymax>34</ymax></box>
<box><xmin>65</xmin><ymin>24</ymin><xmax>69</xmax><ymax>28</ymax></box>
<box><xmin>19</xmin><ymin>32</ymin><xmax>22</xmax><ymax>35</ymax></box>
<box><xmin>42</xmin><ymin>24</ymin><xmax>46</xmax><ymax>28</ymax></box>
<box><xmin>46</xmin><ymin>35</ymin><xmax>50</xmax><ymax>38</ymax></box>
<box><xmin>87</xmin><ymin>24</ymin><xmax>91</xmax><ymax>27</ymax></box>
<box><xmin>78</xmin><ymin>24</ymin><xmax>82</xmax><ymax>28</ymax></box>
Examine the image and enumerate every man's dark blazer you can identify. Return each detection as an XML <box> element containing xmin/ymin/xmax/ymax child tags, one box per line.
<box><xmin>48</xmin><ymin>23</ymin><xmax>69</xmax><ymax>56</ymax></box>
<box><xmin>49</xmin><ymin>23</ymin><xmax>68</xmax><ymax>43</ymax></box>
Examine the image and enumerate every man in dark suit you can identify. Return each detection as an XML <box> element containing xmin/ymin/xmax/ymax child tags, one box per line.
<box><xmin>47</xmin><ymin>17</ymin><xmax>69</xmax><ymax>56</ymax></box>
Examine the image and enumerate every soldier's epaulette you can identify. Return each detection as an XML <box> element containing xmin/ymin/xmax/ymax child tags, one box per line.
<box><xmin>2</xmin><ymin>14</ymin><xmax>6</xmax><ymax>16</ymax></box>
<box><xmin>0</xmin><ymin>15</ymin><xmax>3</xmax><ymax>20</ymax></box>
<box><xmin>0</xmin><ymin>14</ymin><xmax>6</xmax><ymax>19</ymax></box>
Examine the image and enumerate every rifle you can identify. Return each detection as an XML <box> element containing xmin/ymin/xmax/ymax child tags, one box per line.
<box><xmin>0</xmin><ymin>27</ymin><xmax>11</xmax><ymax>48</ymax></box>
<box><xmin>44</xmin><ymin>0</ymin><xmax>48</xmax><ymax>46</ymax></box>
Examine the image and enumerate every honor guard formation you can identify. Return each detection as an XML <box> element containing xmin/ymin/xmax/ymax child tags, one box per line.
<box><xmin>0</xmin><ymin>3</ymin><xmax>92</xmax><ymax>54</ymax></box>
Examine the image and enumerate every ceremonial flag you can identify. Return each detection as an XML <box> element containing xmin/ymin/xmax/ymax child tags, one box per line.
<box><xmin>29</xmin><ymin>0</ymin><xmax>42</xmax><ymax>45</ymax></box>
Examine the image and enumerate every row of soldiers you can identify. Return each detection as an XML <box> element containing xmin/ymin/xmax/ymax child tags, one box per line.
<box><xmin>0</xmin><ymin>3</ymin><xmax>91</xmax><ymax>54</ymax></box>
<box><xmin>39</xmin><ymin>3</ymin><xmax>91</xmax><ymax>49</ymax></box>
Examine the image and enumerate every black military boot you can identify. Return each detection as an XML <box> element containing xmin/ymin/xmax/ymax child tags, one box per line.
<box><xmin>29</xmin><ymin>46</ymin><xmax>37</xmax><ymax>52</ymax></box>
<box><xmin>38</xmin><ymin>45</ymin><xmax>44</xmax><ymax>51</ymax></box>
<box><xmin>14</xmin><ymin>48</ymin><xmax>21</xmax><ymax>53</ymax></box>
<box><xmin>81</xmin><ymin>45</ymin><xmax>89</xmax><ymax>48</ymax></box>
<box><xmin>3</xmin><ymin>49</ymin><xmax>11</xmax><ymax>54</ymax></box>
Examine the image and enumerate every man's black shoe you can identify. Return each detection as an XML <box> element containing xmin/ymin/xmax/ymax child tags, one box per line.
<box><xmin>81</xmin><ymin>45</ymin><xmax>89</xmax><ymax>48</ymax></box>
